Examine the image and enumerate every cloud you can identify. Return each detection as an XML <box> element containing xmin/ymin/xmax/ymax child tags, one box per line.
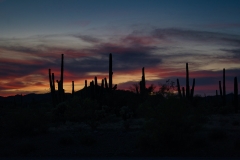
<box><xmin>1</xmin><ymin>27</ymin><xmax>240</xmax><ymax>96</ymax></box>
<box><xmin>152</xmin><ymin>28</ymin><xmax>240</xmax><ymax>46</ymax></box>
<box><xmin>122</xmin><ymin>35</ymin><xmax>157</xmax><ymax>46</ymax></box>
<box><xmin>73</xmin><ymin>34</ymin><xmax>101</xmax><ymax>43</ymax></box>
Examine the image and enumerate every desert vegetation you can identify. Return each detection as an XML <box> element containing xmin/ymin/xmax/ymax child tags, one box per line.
<box><xmin>0</xmin><ymin>53</ymin><xmax>239</xmax><ymax>157</ymax></box>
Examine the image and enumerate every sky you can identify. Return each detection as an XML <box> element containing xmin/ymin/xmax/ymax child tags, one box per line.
<box><xmin>0</xmin><ymin>0</ymin><xmax>240</xmax><ymax>97</ymax></box>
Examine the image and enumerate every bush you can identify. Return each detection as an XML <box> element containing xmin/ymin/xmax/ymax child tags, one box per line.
<box><xmin>137</xmin><ymin>97</ymin><xmax>207</xmax><ymax>155</ymax></box>
<box><xmin>51</xmin><ymin>98</ymin><xmax>100</xmax><ymax>123</ymax></box>
<box><xmin>59</xmin><ymin>135</ymin><xmax>74</xmax><ymax>146</ymax></box>
<box><xmin>79</xmin><ymin>131</ymin><xmax>96</xmax><ymax>146</ymax></box>
<box><xmin>2</xmin><ymin>107</ymin><xmax>50</xmax><ymax>137</ymax></box>
<box><xmin>208</xmin><ymin>129</ymin><xmax>227</xmax><ymax>141</ymax></box>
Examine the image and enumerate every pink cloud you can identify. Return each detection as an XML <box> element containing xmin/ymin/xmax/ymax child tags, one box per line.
<box><xmin>122</xmin><ymin>35</ymin><xmax>157</xmax><ymax>46</ymax></box>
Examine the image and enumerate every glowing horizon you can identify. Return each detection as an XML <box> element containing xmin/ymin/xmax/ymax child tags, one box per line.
<box><xmin>0</xmin><ymin>0</ymin><xmax>240</xmax><ymax>97</ymax></box>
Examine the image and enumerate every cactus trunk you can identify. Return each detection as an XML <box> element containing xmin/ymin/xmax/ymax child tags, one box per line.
<box><xmin>109</xmin><ymin>53</ymin><xmax>112</xmax><ymax>92</ymax></box>
<box><xmin>58</xmin><ymin>54</ymin><xmax>64</xmax><ymax>102</ymax></box>
<box><xmin>186</xmin><ymin>63</ymin><xmax>189</xmax><ymax>99</ymax></box>
<box><xmin>142</xmin><ymin>67</ymin><xmax>146</xmax><ymax>94</ymax></box>
<box><xmin>223</xmin><ymin>68</ymin><xmax>226</xmax><ymax>106</ymax></box>
<box><xmin>177</xmin><ymin>79</ymin><xmax>182</xmax><ymax>98</ymax></box>
<box><xmin>72</xmin><ymin>81</ymin><xmax>74</xmax><ymax>96</ymax></box>
<box><xmin>48</xmin><ymin>69</ymin><xmax>55</xmax><ymax>106</ymax></box>
<box><xmin>85</xmin><ymin>80</ymin><xmax>87</xmax><ymax>88</ymax></box>
<box><xmin>219</xmin><ymin>81</ymin><xmax>223</xmax><ymax>98</ymax></box>
<box><xmin>104</xmin><ymin>77</ymin><xmax>108</xmax><ymax>89</ymax></box>
<box><xmin>182</xmin><ymin>87</ymin><xmax>185</xmax><ymax>98</ymax></box>
<box><xmin>190</xmin><ymin>78</ymin><xmax>195</xmax><ymax>98</ymax></box>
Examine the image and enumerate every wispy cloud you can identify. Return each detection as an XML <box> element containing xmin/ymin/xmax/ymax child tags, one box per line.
<box><xmin>1</xmin><ymin>27</ymin><xmax>240</xmax><ymax>96</ymax></box>
<box><xmin>152</xmin><ymin>28</ymin><xmax>240</xmax><ymax>46</ymax></box>
<box><xmin>73</xmin><ymin>34</ymin><xmax>101</xmax><ymax>43</ymax></box>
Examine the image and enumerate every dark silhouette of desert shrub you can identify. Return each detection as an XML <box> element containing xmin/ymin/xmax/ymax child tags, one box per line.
<box><xmin>157</xmin><ymin>79</ymin><xmax>176</xmax><ymax>98</ymax></box>
<box><xmin>3</xmin><ymin>107</ymin><xmax>50</xmax><ymax>137</ymax></box>
<box><xmin>232</xmin><ymin>120</ymin><xmax>240</xmax><ymax>126</ymax></box>
<box><xmin>234</xmin><ymin>138</ymin><xmax>240</xmax><ymax>149</ymax></box>
<box><xmin>136</xmin><ymin>95</ymin><xmax>207</xmax><ymax>155</ymax></box>
<box><xmin>79</xmin><ymin>131</ymin><xmax>96</xmax><ymax>146</ymax></box>
<box><xmin>218</xmin><ymin>105</ymin><xmax>234</xmax><ymax>115</ymax></box>
<box><xmin>17</xmin><ymin>142</ymin><xmax>36</xmax><ymax>156</ymax></box>
<box><xmin>51</xmin><ymin>97</ymin><xmax>100</xmax><ymax>124</ymax></box>
<box><xmin>208</xmin><ymin>129</ymin><xmax>227</xmax><ymax>141</ymax></box>
<box><xmin>59</xmin><ymin>135</ymin><xmax>74</xmax><ymax>146</ymax></box>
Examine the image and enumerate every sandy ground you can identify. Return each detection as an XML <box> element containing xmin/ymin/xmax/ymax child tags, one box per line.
<box><xmin>1</xmin><ymin>114</ymin><xmax>240</xmax><ymax>158</ymax></box>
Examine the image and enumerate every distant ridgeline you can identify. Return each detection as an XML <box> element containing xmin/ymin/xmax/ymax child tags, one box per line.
<box><xmin>0</xmin><ymin>53</ymin><xmax>239</xmax><ymax>111</ymax></box>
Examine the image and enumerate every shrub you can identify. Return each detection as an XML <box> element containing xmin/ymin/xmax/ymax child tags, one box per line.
<box><xmin>79</xmin><ymin>131</ymin><xmax>96</xmax><ymax>146</ymax></box>
<box><xmin>137</xmin><ymin>97</ymin><xmax>207</xmax><ymax>155</ymax></box>
<box><xmin>3</xmin><ymin>107</ymin><xmax>50</xmax><ymax>137</ymax></box>
<box><xmin>208</xmin><ymin>129</ymin><xmax>227</xmax><ymax>141</ymax></box>
<box><xmin>59</xmin><ymin>135</ymin><xmax>74</xmax><ymax>146</ymax></box>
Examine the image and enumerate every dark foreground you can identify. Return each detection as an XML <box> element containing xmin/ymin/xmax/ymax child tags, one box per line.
<box><xmin>1</xmin><ymin>114</ymin><xmax>240</xmax><ymax>159</ymax></box>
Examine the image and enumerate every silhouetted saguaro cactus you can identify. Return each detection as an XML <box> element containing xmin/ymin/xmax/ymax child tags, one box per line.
<box><xmin>52</xmin><ymin>73</ymin><xmax>56</xmax><ymax>106</ymax></box>
<box><xmin>234</xmin><ymin>77</ymin><xmax>238</xmax><ymax>113</ymax></box>
<box><xmin>182</xmin><ymin>87</ymin><xmax>185</xmax><ymax>98</ymax></box>
<box><xmin>104</xmin><ymin>77</ymin><xmax>108</xmax><ymax>89</ymax></box>
<box><xmin>177</xmin><ymin>79</ymin><xmax>182</xmax><ymax>98</ymax></box>
<box><xmin>60</xmin><ymin>54</ymin><xmax>64</xmax><ymax>102</ymax></box>
<box><xmin>101</xmin><ymin>79</ymin><xmax>104</xmax><ymax>89</ymax></box>
<box><xmin>72</xmin><ymin>81</ymin><xmax>74</xmax><ymax>96</ymax></box>
<box><xmin>90</xmin><ymin>81</ymin><xmax>94</xmax><ymax>99</ymax></box>
<box><xmin>142</xmin><ymin>67</ymin><xmax>146</xmax><ymax>93</ymax></box>
<box><xmin>49</xmin><ymin>69</ymin><xmax>53</xmax><ymax>90</ymax></box>
<box><xmin>140</xmin><ymin>67</ymin><xmax>146</xmax><ymax>95</ymax></box>
<box><xmin>109</xmin><ymin>53</ymin><xmax>112</xmax><ymax>92</ymax></box>
<box><xmin>223</xmin><ymin>68</ymin><xmax>226</xmax><ymax>106</ymax></box>
<box><xmin>190</xmin><ymin>78</ymin><xmax>195</xmax><ymax>98</ymax></box>
<box><xmin>94</xmin><ymin>76</ymin><xmax>98</xmax><ymax>94</ymax></box>
<box><xmin>139</xmin><ymin>80</ymin><xmax>142</xmax><ymax>93</ymax></box>
<box><xmin>48</xmin><ymin>69</ymin><xmax>55</xmax><ymax>106</ymax></box>
<box><xmin>52</xmin><ymin>73</ymin><xmax>55</xmax><ymax>92</ymax></box>
<box><xmin>56</xmin><ymin>80</ymin><xmax>61</xmax><ymax>102</ymax></box>
<box><xmin>95</xmin><ymin>76</ymin><xmax>98</xmax><ymax>86</ymax></box>
<box><xmin>186</xmin><ymin>63</ymin><xmax>190</xmax><ymax>99</ymax></box>
<box><xmin>219</xmin><ymin>81</ymin><xmax>223</xmax><ymax>98</ymax></box>
<box><xmin>85</xmin><ymin>80</ymin><xmax>87</xmax><ymax>88</ymax></box>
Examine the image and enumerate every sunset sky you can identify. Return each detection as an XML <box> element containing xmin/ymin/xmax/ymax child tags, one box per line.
<box><xmin>0</xmin><ymin>0</ymin><xmax>240</xmax><ymax>97</ymax></box>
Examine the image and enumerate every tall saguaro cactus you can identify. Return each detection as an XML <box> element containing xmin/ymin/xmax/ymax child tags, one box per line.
<box><xmin>190</xmin><ymin>78</ymin><xmax>195</xmax><ymax>98</ymax></box>
<box><xmin>48</xmin><ymin>69</ymin><xmax>55</xmax><ymax>106</ymax></box>
<box><xmin>85</xmin><ymin>80</ymin><xmax>87</xmax><ymax>88</ymax></box>
<box><xmin>219</xmin><ymin>81</ymin><xmax>223</xmax><ymax>98</ymax></box>
<box><xmin>104</xmin><ymin>77</ymin><xmax>108</xmax><ymax>89</ymax></box>
<box><xmin>60</xmin><ymin>54</ymin><xmax>64</xmax><ymax>101</ymax></box>
<box><xmin>49</xmin><ymin>69</ymin><xmax>53</xmax><ymax>91</ymax></box>
<box><xmin>109</xmin><ymin>53</ymin><xmax>112</xmax><ymax>92</ymax></box>
<box><xmin>182</xmin><ymin>87</ymin><xmax>185</xmax><ymax>98</ymax></box>
<box><xmin>223</xmin><ymin>68</ymin><xmax>226</xmax><ymax>106</ymax></box>
<box><xmin>177</xmin><ymin>63</ymin><xmax>195</xmax><ymax>99</ymax></box>
<box><xmin>72</xmin><ymin>81</ymin><xmax>74</xmax><ymax>96</ymax></box>
<box><xmin>52</xmin><ymin>73</ymin><xmax>55</xmax><ymax>92</ymax></box>
<box><xmin>177</xmin><ymin>79</ymin><xmax>182</xmax><ymax>98</ymax></box>
<box><xmin>140</xmin><ymin>67</ymin><xmax>146</xmax><ymax>95</ymax></box>
<box><xmin>186</xmin><ymin>63</ymin><xmax>190</xmax><ymax>98</ymax></box>
<box><xmin>142</xmin><ymin>67</ymin><xmax>146</xmax><ymax>91</ymax></box>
